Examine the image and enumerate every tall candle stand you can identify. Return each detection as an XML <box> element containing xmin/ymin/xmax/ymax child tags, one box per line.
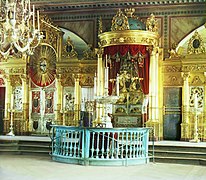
<box><xmin>7</xmin><ymin>109</ymin><xmax>15</xmax><ymax>136</ymax></box>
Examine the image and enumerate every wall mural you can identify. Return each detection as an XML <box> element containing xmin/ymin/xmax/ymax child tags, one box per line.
<box><xmin>45</xmin><ymin>91</ymin><xmax>54</xmax><ymax>113</ymax></box>
<box><xmin>32</xmin><ymin>91</ymin><xmax>40</xmax><ymax>113</ymax></box>
<box><xmin>14</xmin><ymin>87</ymin><xmax>23</xmax><ymax>111</ymax></box>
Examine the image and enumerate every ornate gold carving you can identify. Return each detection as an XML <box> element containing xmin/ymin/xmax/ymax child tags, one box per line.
<box><xmin>62</xmin><ymin>37</ymin><xmax>77</xmax><ymax>58</ymax></box>
<box><xmin>111</xmin><ymin>9</ymin><xmax>129</xmax><ymax>31</ymax></box>
<box><xmin>187</xmin><ymin>31</ymin><xmax>205</xmax><ymax>54</ymax></box>
<box><xmin>146</xmin><ymin>14</ymin><xmax>158</xmax><ymax>33</ymax></box>
<box><xmin>82</xmin><ymin>44</ymin><xmax>96</xmax><ymax>60</ymax></box>
<box><xmin>81</xmin><ymin>75</ymin><xmax>93</xmax><ymax>86</ymax></box>
<box><xmin>190</xmin><ymin>87</ymin><xmax>204</xmax><ymax>109</ymax></box>
<box><xmin>164</xmin><ymin>75</ymin><xmax>182</xmax><ymax>86</ymax></box>
<box><xmin>181</xmin><ymin>72</ymin><xmax>190</xmax><ymax>81</ymax></box>
<box><xmin>41</xmin><ymin>15</ymin><xmax>62</xmax><ymax>51</ymax></box>
<box><xmin>10</xmin><ymin>68</ymin><xmax>25</xmax><ymax>74</ymax></box>
<box><xmin>95</xmin><ymin>48</ymin><xmax>104</xmax><ymax>57</ymax></box>
<box><xmin>58</xmin><ymin>67</ymin><xmax>80</xmax><ymax>74</ymax></box>
<box><xmin>20</xmin><ymin>74</ymin><xmax>29</xmax><ymax>84</ymax></box>
<box><xmin>124</xmin><ymin>8</ymin><xmax>135</xmax><ymax>18</ymax></box>
<box><xmin>164</xmin><ymin>65</ymin><xmax>181</xmax><ymax>72</ymax></box>
<box><xmin>99</xmin><ymin>30</ymin><xmax>159</xmax><ymax>47</ymax></box>
<box><xmin>182</xmin><ymin>65</ymin><xmax>206</xmax><ymax>72</ymax></box>
<box><xmin>168</xmin><ymin>43</ymin><xmax>180</xmax><ymax>58</ymax></box>
<box><xmin>0</xmin><ymin>69</ymin><xmax>5</xmax><ymax>74</ymax></box>
<box><xmin>191</xmin><ymin>76</ymin><xmax>204</xmax><ymax>85</ymax></box>
<box><xmin>62</xmin><ymin>75</ymin><xmax>74</xmax><ymax>86</ymax></box>
<box><xmin>10</xmin><ymin>75</ymin><xmax>22</xmax><ymax>87</ymax></box>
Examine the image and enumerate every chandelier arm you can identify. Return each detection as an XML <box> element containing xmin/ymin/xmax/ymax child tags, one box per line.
<box><xmin>13</xmin><ymin>42</ymin><xmax>31</xmax><ymax>53</ymax></box>
<box><xmin>0</xmin><ymin>46</ymin><xmax>12</xmax><ymax>57</ymax></box>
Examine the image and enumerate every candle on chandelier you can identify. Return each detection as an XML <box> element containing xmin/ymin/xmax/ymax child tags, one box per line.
<box><xmin>33</xmin><ymin>5</ymin><xmax>35</xmax><ymax>28</ymax></box>
<box><xmin>37</xmin><ymin>10</ymin><xmax>40</xmax><ymax>31</ymax></box>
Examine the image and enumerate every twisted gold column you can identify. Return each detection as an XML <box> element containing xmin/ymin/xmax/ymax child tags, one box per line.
<box><xmin>73</xmin><ymin>74</ymin><xmax>81</xmax><ymax>126</ymax></box>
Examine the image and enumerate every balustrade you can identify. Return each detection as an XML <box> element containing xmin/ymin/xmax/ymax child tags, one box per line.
<box><xmin>51</xmin><ymin>125</ymin><xmax>151</xmax><ymax>166</ymax></box>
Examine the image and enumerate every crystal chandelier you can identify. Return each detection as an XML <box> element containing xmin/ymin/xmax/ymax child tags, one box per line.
<box><xmin>0</xmin><ymin>0</ymin><xmax>43</xmax><ymax>58</ymax></box>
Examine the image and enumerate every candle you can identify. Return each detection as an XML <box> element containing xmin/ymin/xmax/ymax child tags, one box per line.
<box><xmin>116</xmin><ymin>74</ymin><xmax>119</xmax><ymax>96</ymax></box>
<box><xmin>94</xmin><ymin>73</ymin><xmax>97</xmax><ymax>96</ymax></box>
<box><xmin>37</xmin><ymin>10</ymin><xmax>40</xmax><ymax>31</ymax></box>
<box><xmin>33</xmin><ymin>5</ymin><xmax>35</xmax><ymax>28</ymax></box>
<box><xmin>105</xmin><ymin>54</ymin><xmax>108</xmax><ymax>67</ymax></box>
<box><xmin>11</xmin><ymin>93</ymin><xmax>14</xmax><ymax>109</ymax></box>
<box><xmin>63</xmin><ymin>94</ymin><xmax>66</xmax><ymax>110</ymax></box>
<box><xmin>104</xmin><ymin>67</ymin><xmax>109</xmax><ymax>90</ymax></box>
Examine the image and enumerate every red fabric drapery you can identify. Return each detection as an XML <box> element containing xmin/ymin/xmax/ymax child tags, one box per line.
<box><xmin>104</xmin><ymin>45</ymin><xmax>150</xmax><ymax>96</ymax></box>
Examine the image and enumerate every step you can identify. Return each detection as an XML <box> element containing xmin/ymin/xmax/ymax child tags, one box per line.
<box><xmin>154</xmin><ymin>156</ymin><xmax>206</xmax><ymax>166</ymax></box>
<box><xmin>149</xmin><ymin>150</ymin><xmax>206</xmax><ymax>159</ymax></box>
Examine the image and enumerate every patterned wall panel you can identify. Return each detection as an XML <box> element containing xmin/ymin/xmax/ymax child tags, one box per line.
<box><xmin>169</xmin><ymin>15</ymin><xmax>206</xmax><ymax>47</ymax></box>
<box><xmin>56</xmin><ymin>20</ymin><xmax>95</xmax><ymax>45</ymax></box>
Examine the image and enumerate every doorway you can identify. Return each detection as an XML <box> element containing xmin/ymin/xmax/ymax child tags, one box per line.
<box><xmin>0</xmin><ymin>87</ymin><xmax>5</xmax><ymax>134</ymax></box>
<box><xmin>163</xmin><ymin>87</ymin><xmax>182</xmax><ymax>140</ymax></box>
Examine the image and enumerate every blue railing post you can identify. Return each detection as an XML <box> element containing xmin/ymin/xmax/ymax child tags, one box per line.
<box><xmin>84</xmin><ymin>128</ymin><xmax>90</xmax><ymax>165</ymax></box>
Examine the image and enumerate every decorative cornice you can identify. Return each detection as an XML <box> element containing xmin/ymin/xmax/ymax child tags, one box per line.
<box><xmin>99</xmin><ymin>30</ymin><xmax>159</xmax><ymax>47</ymax></box>
<box><xmin>34</xmin><ymin>1</ymin><xmax>206</xmax><ymax>13</ymax></box>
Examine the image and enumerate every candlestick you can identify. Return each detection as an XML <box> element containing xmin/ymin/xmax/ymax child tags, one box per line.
<box><xmin>116</xmin><ymin>73</ymin><xmax>119</xmax><ymax>96</ymax></box>
<box><xmin>94</xmin><ymin>73</ymin><xmax>97</xmax><ymax>96</ymax></box>
<box><xmin>11</xmin><ymin>93</ymin><xmax>14</xmax><ymax>109</ymax></box>
<box><xmin>104</xmin><ymin>67</ymin><xmax>109</xmax><ymax>90</ymax></box>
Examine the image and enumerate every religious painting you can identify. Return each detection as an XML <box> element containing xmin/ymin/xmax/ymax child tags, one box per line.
<box><xmin>32</xmin><ymin>91</ymin><xmax>40</xmax><ymax>113</ymax></box>
<box><xmin>45</xmin><ymin>91</ymin><xmax>54</xmax><ymax>114</ymax></box>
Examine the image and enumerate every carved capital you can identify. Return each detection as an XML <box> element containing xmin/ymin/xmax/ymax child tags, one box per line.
<box><xmin>181</xmin><ymin>72</ymin><xmax>190</xmax><ymax>81</ymax></box>
<box><xmin>95</xmin><ymin>48</ymin><xmax>104</xmax><ymax>57</ymax></box>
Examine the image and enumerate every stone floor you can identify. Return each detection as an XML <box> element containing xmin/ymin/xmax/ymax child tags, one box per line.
<box><xmin>0</xmin><ymin>154</ymin><xmax>206</xmax><ymax>180</ymax></box>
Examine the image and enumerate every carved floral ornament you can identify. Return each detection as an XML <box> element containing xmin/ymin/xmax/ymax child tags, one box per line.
<box><xmin>62</xmin><ymin>37</ymin><xmax>77</xmax><ymax>58</ymax></box>
<box><xmin>187</xmin><ymin>31</ymin><xmax>205</xmax><ymax>54</ymax></box>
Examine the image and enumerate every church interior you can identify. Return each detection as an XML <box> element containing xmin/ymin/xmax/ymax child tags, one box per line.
<box><xmin>0</xmin><ymin>0</ymin><xmax>206</xmax><ymax>144</ymax></box>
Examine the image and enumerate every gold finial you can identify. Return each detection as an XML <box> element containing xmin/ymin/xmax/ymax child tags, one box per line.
<box><xmin>124</xmin><ymin>8</ymin><xmax>135</xmax><ymax>18</ymax></box>
<box><xmin>111</xmin><ymin>9</ymin><xmax>129</xmax><ymax>31</ymax></box>
<box><xmin>146</xmin><ymin>13</ymin><xmax>158</xmax><ymax>33</ymax></box>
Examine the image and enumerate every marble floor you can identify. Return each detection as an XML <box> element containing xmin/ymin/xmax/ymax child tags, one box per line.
<box><xmin>0</xmin><ymin>154</ymin><xmax>206</xmax><ymax>180</ymax></box>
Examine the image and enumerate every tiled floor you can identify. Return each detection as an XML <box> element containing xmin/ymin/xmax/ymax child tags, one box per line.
<box><xmin>0</xmin><ymin>154</ymin><xmax>206</xmax><ymax>180</ymax></box>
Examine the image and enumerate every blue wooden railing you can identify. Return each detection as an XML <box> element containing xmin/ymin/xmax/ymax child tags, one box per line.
<box><xmin>51</xmin><ymin>125</ymin><xmax>151</xmax><ymax>166</ymax></box>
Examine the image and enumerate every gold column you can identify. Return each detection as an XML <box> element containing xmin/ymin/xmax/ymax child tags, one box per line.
<box><xmin>21</xmin><ymin>75</ymin><xmax>29</xmax><ymax>134</ymax></box>
<box><xmin>93</xmin><ymin>48</ymin><xmax>104</xmax><ymax>126</ymax></box>
<box><xmin>73</xmin><ymin>74</ymin><xmax>81</xmax><ymax>126</ymax></box>
<box><xmin>4</xmin><ymin>75</ymin><xmax>12</xmax><ymax>119</ymax></box>
<box><xmin>181</xmin><ymin>72</ymin><xmax>190</xmax><ymax>140</ymax></box>
<box><xmin>56</xmin><ymin>74</ymin><xmax>62</xmax><ymax>124</ymax></box>
<box><xmin>147</xmin><ymin>47</ymin><xmax>160</xmax><ymax>140</ymax></box>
